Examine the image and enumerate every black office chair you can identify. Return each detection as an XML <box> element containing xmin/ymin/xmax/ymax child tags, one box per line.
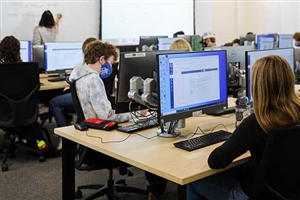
<box><xmin>66</xmin><ymin>77</ymin><xmax>146</xmax><ymax>200</ymax></box>
<box><xmin>250</xmin><ymin>124</ymin><xmax>300</xmax><ymax>200</ymax></box>
<box><xmin>0</xmin><ymin>62</ymin><xmax>53</xmax><ymax>171</ymax></box>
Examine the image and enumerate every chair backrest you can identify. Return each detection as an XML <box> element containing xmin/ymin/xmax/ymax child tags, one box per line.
<box><xmin>66</xmin><ymin>77</ymin><xmax>85</xmax><ymax>123</ymax></box>
<box><xmin>251</xmin><ymin>124</ymin><xmax>300</xmax><ymax>200</ymax></box>
<box><xmin>0</xmin><ymin>62</ymin><xmax>40</xmax><ymax>127</ymax></box>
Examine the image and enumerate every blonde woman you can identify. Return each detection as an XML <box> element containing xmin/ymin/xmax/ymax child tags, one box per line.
<box><xmin>187</xmin><ymin>55</ymin><xmax>300</xmax><ymax>200</ymax></box>
<box><xmin>170</xmin><ymin>39</ymin><xmax>193</xmax><ymax>52</ymax></box>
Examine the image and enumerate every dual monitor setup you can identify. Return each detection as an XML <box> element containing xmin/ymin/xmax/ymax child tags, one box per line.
<box><xmin>115</xmin><ymin>46</ymin><xmax>297</xmax><ymax>136</ymax></box>
<box><xmin>240</xmin><ymin>33</ymin><xmax>294</xmax><ymax>50</ymax></box>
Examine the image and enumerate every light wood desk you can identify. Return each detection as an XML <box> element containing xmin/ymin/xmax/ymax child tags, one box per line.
<box><xmin>39</xmin><ymin>74</ymin><xmax>69</xmax><ymax>91</ymax></box>
<box><xmin>55</xmin><ymin>115</ymin><xmax>250</xmax><ymax>200</ymax></box>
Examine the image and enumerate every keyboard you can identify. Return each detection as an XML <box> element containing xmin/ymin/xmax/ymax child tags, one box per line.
<box><xmin>48</xmin><ymin>77</ymin><xmax>66</xmax><ymax>82</ymax></box>
<box><xmin>173</xmin><ymin>130</ymin><xmax>232</xmax><ymax>151</ymax></box>
<box><xmin>206</xmin><ymin>107</ymin><xmax>235</xmax><ymax>116</ymax></box>
<box><xmin>117</xmin><ymin>120</ymin><xmax>159</xmax><ymax>133</ymax></box>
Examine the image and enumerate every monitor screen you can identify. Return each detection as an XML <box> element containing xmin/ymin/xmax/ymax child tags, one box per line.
<box><xmin>158</xmin><ymin>38</ymin><xmax>180</xmax><ymax>50</ymax></box>
<box><xmin>116</xmin><ymin>49</ymin><xmax>188</xmax><ymax>114</ymax></box>
<box><xmin>246</xmin><ymin>48</ymin><xmax>295</xmax><ymax>102</ymax></box>
<box><xmin>138</xmin><ymin>36</ymin><xmax>168</xmax><ymax>51</ymax></box>
<box><xmin>278</xmin><ymin>34</ymin><xmax>293</xmax><ymax>48</ymax></box>
<box><xmin>256</xmin><ymin>34</ymin><xmax>275</xmax><ymax>50</ymax></box>
<box><xmin>44</xmin><ymin>42</ymin><xmax>83</xmax><ymax>72</ymax></box>
<box><xmin>20</xmin><ymin>41</ymin><xmax>31</xmax><ymax>62</ymax></box>
<box><xmin>157</xmin><ymin>51</ymin><xmax>228</xmax><ymax>122</ymax></box>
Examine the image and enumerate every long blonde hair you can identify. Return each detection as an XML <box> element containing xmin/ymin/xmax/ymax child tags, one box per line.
<box><xmin>251</xmin><ymin>55</ymin><xmax>300</xmax><ymax>132</ymax></box>
<box><xmin>170</xmin><ymin>39</ymin><xmax>193</xmax><ymax>52</ymax></box>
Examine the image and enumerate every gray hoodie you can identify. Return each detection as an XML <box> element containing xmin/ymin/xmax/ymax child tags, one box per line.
<box><xmin>69</xmin><ymin>62</ymin><xmax>130</xmax><ymax>123</ymax></box>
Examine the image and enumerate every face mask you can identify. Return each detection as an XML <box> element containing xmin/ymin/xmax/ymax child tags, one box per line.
<box><xmin>295</xmin><ymin>42</ymin><xmax>300</xmax><ymax>47</ymax></box>
<box><xmin>100</xmin><ymin>62</ymin><xmax>113</xmax><ymax>79</ymax></box>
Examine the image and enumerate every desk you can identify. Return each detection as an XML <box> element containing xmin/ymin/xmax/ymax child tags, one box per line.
<box><xmin>39</xmin><ymin>74</ymin><xmax>69</xmax><ymax>91</ymax></box>
<box><xmin>55</xmin><ymin>115</ymin><xmax>250</xmax><ymax>200</ymax></box>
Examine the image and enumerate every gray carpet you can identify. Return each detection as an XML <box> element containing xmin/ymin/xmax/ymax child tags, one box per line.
<box><xmin>0</xmin><ymin>121</ymin><xmax>178</xmax><ymax>200</ymax></box>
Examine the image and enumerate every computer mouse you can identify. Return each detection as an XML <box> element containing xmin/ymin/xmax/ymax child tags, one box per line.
<box><xmin>74</xmin><ymin>123</ymin><xmax>88</xmax><ymax>131</ymax></box>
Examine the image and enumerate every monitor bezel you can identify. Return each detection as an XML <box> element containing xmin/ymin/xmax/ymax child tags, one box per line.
<box><xmin>156</xmin><ymin>50</ymin><xmax>228</xmax><ymax>123</ymax></box>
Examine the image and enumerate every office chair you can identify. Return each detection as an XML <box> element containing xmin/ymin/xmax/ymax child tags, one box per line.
<box><xmin>67</xmin><ymin>77</ymin><xmax>146</xmax><ymax>200</ymax></box>
<box><xmin>0</xmin><ymin>62</ymin><xmax>53</xmax><ymax>171</ymax></box>
<box><xmin>250</xmin><ymin>124</ymin><xmax>300</xmax><ymax>200</ymax></box>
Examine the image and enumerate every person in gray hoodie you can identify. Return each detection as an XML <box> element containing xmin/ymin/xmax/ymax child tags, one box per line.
<box><xmin>69</xmin><ymin>40</ymin><xmax>130</xmax><ymax>122</ymax></box>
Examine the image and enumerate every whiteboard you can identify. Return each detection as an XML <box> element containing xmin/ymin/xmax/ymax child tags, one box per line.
<box><xmin>0</xmin><ymin>0</ymin><xmax>100</xmax><ymax>41</ymax></box>
<box><xmin>101</xmin><ymin>0</ymin><xmax>194</xmax><ymax>44</ymax></box>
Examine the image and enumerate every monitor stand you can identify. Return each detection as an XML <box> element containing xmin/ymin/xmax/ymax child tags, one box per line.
<box><xmin>157</xmin><ymin>119</ymin><xmax>185</xmax><ymax>138</ymax></box>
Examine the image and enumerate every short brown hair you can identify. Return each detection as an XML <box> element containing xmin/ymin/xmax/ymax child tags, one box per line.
<box><xmin>293</xmin><ymin>32</ymin><xmax>300</xmax><ymax>42</ymax></box>
<box><xmin>0</xmin><ymin>36</ymin><xmax>21</xmax><ymax>63</ymax></box>
<box><xmin>82</xmin><ymin>37</ymin><xmax>98</xmax><ymax>53</ymax></box>
<box><xmin>84</xmin><ymin>40</ymin><xmax>118</xmax><ymax>64</ymax></box>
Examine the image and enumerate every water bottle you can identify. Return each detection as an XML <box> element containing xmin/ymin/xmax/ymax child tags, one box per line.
<box><xmin>235</xmin><ymin>96</ymin><xmax>251</xmax><ymax>128</ymax></box>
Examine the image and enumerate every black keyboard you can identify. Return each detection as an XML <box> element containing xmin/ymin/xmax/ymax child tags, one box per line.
<box><xmin>48</xmin><ymin>77</ymin><xmax>66</xmax><ymax>82</ymax></box>
<box><xmin>174</xmin><ymin>130</ymin><xmax>232</xmax><ymax>151</ymax></box>
<box><xmin>117</xmin><ymin>120</ymin><xmax>159</xmax><ymax>133</ymax></box>
<box><xmin>206</xmin><ymin>107</ymin><xmax>235</xmax><ymax>116</ymax></box>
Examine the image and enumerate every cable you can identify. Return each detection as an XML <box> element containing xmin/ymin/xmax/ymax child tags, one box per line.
<box><xmin>85</xmin><ymin>130</ymin><xmax>133</xmax><ymax>143</ymax></box>
<box><xmin>209</xmin><ymin>124</ymin><xmax>228</xmax><ymax>133</ymax></box>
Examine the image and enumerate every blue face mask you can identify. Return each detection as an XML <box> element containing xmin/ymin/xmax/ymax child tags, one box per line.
<box><xmin>295</xmin><ymin>42</ymin><xmax>300</xmax><ymax>47</ymax></box>
<box><xmin>100</xmin><ymin>62</ymin><xmax>113</xmax><ymax>79</ymax></box>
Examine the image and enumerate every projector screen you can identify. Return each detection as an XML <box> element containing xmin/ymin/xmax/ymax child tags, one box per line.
<box><xmin>101</xmin><ymin>0</ymin><xmax>195</xmax><ymax>45</ymax></box>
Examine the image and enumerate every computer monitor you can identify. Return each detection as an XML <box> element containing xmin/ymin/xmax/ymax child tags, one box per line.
<box><xmin>20</xmin><ymin>41</ymin><xmax>32</xmax><ymax>62</ymax></box>
<box><xmin>246</xmin><ymin>48</ymin><xmax>295</xmax><ymax>102</ymax></box>
<box><xmin>240</xmin><ymin>34</ymin><xmax>256</xmax><ymax>46</ymax></box>
<box><xmin>44</xmin><ymin>42</ymin><xmax>83</xmax><ymax>73</ymax></box>
<box><xmin>278</xmin><ymin>34</ymin><xmax>293</xmax><ymax>48</ymax></box>
<box><xmin>157</xmin><ymin>51</ymin><xmax>228</xmax><ymax>123</ymax></box>
<box><xmin>138</xmin><ymin>36</ymin><xmax>168</xmax><ymax>51</ymax></box>
<box><xmin>158</xmin><ymin>38</ymin><xmax>180</xmax><ymax>50</ymax></box>
<box><xmin>116</xmin><ymin>45</ymin><xmax>138</xmax><ymax>53</ymax></box>
<box><xmin>256</xmin><ymin>34</ymin><xmax>275</xmax><ymax>50</ymax></box>
<box><xmin>32</xmin><ymin>45</ymin><xmax>45</xmax><ymax>73</ymax></box>
<box><xmin>116</xmin><ymin>49</ymin><xmax>188</xmax><ymax>114</ymax></box>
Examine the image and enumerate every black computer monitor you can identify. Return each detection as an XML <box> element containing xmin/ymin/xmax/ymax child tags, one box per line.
<box><xmin>44</xmin><ymin>42</ymin><xmax>83</xmax><ymax>73</ymax></box>
<box><xmin>116</xmin><ymin>49</ymin><xmax>188</xmax><ymax>114</ymax></box>
<box><xmin>157</xmin><ymin>51</ymin><xmax>228</xmax><ymax>123</ymax></box>
<box><xmin>20</xmin><ymin>40</ymin><xmax>32</xmax><ymax>62</ymax></box>
<box><xmin>138</xmin><ymin>36</ymin><xmax>168</xmax><ymax>51</ymax></box>
<box><xmin>256</xmin><ymin>34</ymin><xmax>275</xmax><ymax>50</ymax></box>
<box><xmin>278</xmin><ymin>34</ymin><xmax>293</xmax><ymax>48</ymax></box>
<box><xmin>33</xmin><ymin>45</ymin><xmax>45</xmax><ymax>73</ymax></box>
<box><xmin>246</xmin><ymin>48</ymin><xmax>295</xmax><ymax>102</ymax></box>
<box><xmin>240</xmin><ymin>34</ymin><xmax>256</xmax><ymax>46</ymax></box>
<box><xmin>117</xmin><ymin>45</ymin><xmax>138</xmax><ymax>53</ymax></box>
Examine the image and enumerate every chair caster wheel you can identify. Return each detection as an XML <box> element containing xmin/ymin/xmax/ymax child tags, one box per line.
<box><xmin>2</xmin><ymin>163</ymin><xmax>8</xmax><ymax>171</ymax></box>
<box><xmin>38</xmin><ymin>155</ymin><xmax>46</xmax><ymax>162</ymax></box>
<box><xmin>75</xmin><ymin>189</ymin><xmax>82</xmax><ymax>199</ymax></box>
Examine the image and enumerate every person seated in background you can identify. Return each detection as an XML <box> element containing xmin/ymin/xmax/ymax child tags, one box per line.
<box><xmin>187</xmin><ymin>55</ymin><xmax>300</xmax><ymax>200</ymax></box>
<box><xmin>48</xmin><ymin>37</ymin><xmax>97</xmax><ymax>150</ymax></box>
<box><xmin>223</xmin><ymin>42</ymin><xmax>233</xmax><ymax>46</ymax></box>
<box><xmin>232</xmin><ymin>38</ymin><xmax>240</xmax><ymax>46</ymax></box>
<box><xmin>33</xmin><ymin>10</ymin><xmax>62</xmax><ymax>45</ymax></box>
<box><xmin>173</xmin><ymin>31</ymin><xmax>185</xmax><ymax>37</ymax></box>
<box><xmin>0</xmin><ymin>36</ymin><xmax>22</xmax><ymax>63</ymax></box>
<box><xmin>170</xmin><ymin>38</ymin><xmax>193</xmax><ymax>51</ymax></box>
<box><xmin>293</xmin><ymin>32</ymin><xmax>300</xmax><ymax>47</ymax></box>
<box><xmin>202</xmin><ymin>31</ymin><xmax>217</xmax><ymax>48</ymax></box>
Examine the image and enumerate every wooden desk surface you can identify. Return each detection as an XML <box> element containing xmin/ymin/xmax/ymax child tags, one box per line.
<box><xmin>39</xmin><ymin>75</ymin><xmax>69</xmax><ymax>91</ymax></box>
<box><xmin>55</xmin><ymin>115</ymin><xmax>250</xmax><ymax>185</ymax></box>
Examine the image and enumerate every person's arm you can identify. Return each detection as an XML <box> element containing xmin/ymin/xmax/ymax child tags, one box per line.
<box><xmin>208</xmin><ymin>114</ymin><xmax>265</xmax><ymax>169</ymax></box>
<box><xmin>88</xmin><ymin>77</ymin><xmax>130</xmax><ymax>123</ymax></box>
<box><xmin>55</xmin><ymin>13</ymin><xmax>62</xmax><ymax>28</ymax></box>
<box><xmin>32</xmin><ymin>27</ymin><xmax>42</xmax><ymax>45</ymax></box>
